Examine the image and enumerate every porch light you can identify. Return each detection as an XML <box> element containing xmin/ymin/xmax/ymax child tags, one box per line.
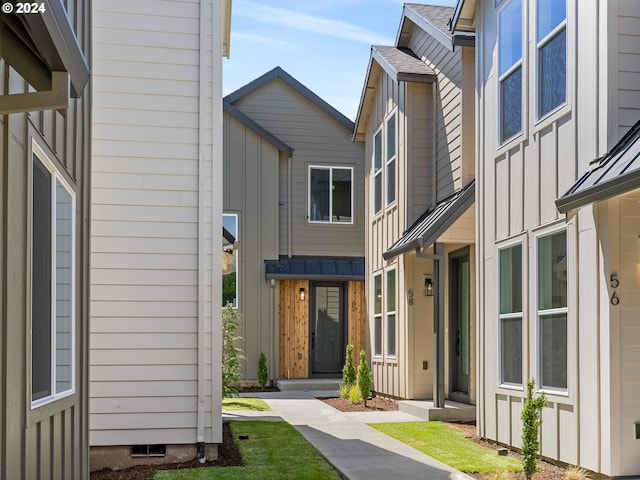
<box><xmin>424</xmin><ymin>277</ymin><xmax>434</xmax><ymax>296</ymax></box>
<box><xmin>299</xmin><ymin>287</ymin><xmax>306</xmax><ymax>301</ymax></box>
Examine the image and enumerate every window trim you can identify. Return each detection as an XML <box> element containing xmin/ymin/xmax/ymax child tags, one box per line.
<box><xmin>373</xmin><ymin>273</ymin><xmax>383</xmax><ymax>357</ymax></box>
<box><xmin>385</xmin><ymin>267</ymin><xmax>397</xmax><ymax>359</ymax></box>
<box><xmin>385</xmin><ymin>112</ymin><xmax>397</xmax><ymax>208</ymax></box>
<box><xmin>372</xmin><ymin>128</ymin><xmax>383</xmax><ymax>216</ymax></box>
<box><xmin>30</xmin><ymin>140</ymin><xmax>76</xmax><ymax>409</ymax></box>
<box><xmin>308</xmin><ymin>165</ymin><xmax>354</xmax><ymax>225</ymax></box>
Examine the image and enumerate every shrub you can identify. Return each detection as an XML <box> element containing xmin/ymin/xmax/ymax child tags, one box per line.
<box><xmin>222</xmin><ymin>303</ymin><xmax>244</xmax><ymax>397</ymax></box>
<box><xmin>342</xmin><ymin>344</ymin><xmax>356</xmax><ymax>388</ymax></box>
<box><xmin>488</xmin><ymin>468</ymin><xmax>513</xmax><ymax>480</ymax></box>
<box><xmin>257</xmin><ymin>352</ymin><xmax>268</xmax><ymax>388</ymax></box>
<box><xmin>565</xmin><ymin>466</ymin><xmax>589</xmax><ymax>480</ymax></box>
<box><xmin>357</xmin><ymin>350</ymin><xmax>372</xmax><ymax>407</ymax></box>
<box><xmin>339</xmin><ymin>383</ymin><xmax>349</xmax><ymax>399</ymax></box>
<box><xmin>521</xmin><ymin>378</ymin><xmax>547</xmax><ymax>480</ymax></box>
<box><xmin>348</xmin><ymin>384</ymin><xmax>362</xmax><ymax>404</ymax></box>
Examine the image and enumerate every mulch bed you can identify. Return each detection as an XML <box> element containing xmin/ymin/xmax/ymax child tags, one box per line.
<box><xmin>321</xmin><ymin>395</ymin><xmax>399</xmax><ymax>412</ymax></box>
<box><xmin>90</xmin><ymin>422</ymin><xmax>242</xmax><ymax>480</ymax></box>
<box><xmin>240</xmin><ymin>386</ymin><xmax>280</xmax><ymax>393</ymax></box>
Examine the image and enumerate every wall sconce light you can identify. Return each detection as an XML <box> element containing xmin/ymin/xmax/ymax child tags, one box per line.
<box><xmin>424</xmin><ymin>277</ymin><xmax>434</xmax><ymax>297</ymax></box>
<box><xmin>299</xmin><ymin>287</ymin><xmax>306</xmax><ymax>301</ymax></box>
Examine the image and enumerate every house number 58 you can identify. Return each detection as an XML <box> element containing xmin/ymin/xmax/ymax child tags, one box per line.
<box><xmin>610</xmin><ymin>274</ymin><xmax>620</xmax><ymax>305</ymax></box>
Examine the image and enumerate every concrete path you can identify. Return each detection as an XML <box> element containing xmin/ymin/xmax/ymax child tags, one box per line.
<box><xmin>226</xmin><ymin>391</ymin><xmax>474</xmax><ymax>480</ymax></box>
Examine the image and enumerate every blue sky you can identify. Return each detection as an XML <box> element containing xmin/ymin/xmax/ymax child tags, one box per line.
<box><xmin>224</xmin><ymin>0</ymin><xmax>457</xmax><ymax>121</ymax></box>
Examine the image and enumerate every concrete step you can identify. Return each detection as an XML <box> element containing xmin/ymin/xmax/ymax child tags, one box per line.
<box><xmin>399</xmin><ymin>399</ymin><xmax>476</xmax><ymax>422</ymax></box>
<box><xmin>276</xmin><ymin>378</ymin><xmax>341</xmax><ymax>392</ymax></box>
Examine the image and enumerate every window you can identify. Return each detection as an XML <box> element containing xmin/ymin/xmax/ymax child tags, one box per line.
<box><xmin>223</xmin><ymin>213</ymin><xmax>238</xmax><ymax>307</ymax></box>
<box><xmin>309</xmin><ymin>166</ymin><xmax>353</xmax><ymax>223</ymax></box>
<box><xmin>386</xmin><ymin>269</ymin><xmax>396</xmax><ymax>357</ymax></box>
<box><xmin>499</xmin><ymin>0</ymin><xmax>522</xmax><ymax>143</ymax></box>
<box><xmin>373</xmin><ymin>274</ymin><xmax>382</xmax><ymax>356</ymax></box>
<box><xmin>499</xmin><ymin>243</ymin><xmax>523</xmax><ymax>386</ymax></box>
<box><xmin>537</xmin><ymin>0</ymin><xmax>566</xmax><ymax>117</ymax></box>
<box><xmin>386</xmin><ymin>114</ymin><xmax>396</xmax><ymax>206</ymax></box>
<box><xmin>537</xmin><ymin>230</ymin><xmax>567</xmax><ymax>391</ymax></box>
<box><xmin>373</xmin><ymin>130</ymin><xmax>382</xmax><ymax>214</ymax></box>
<box><xmin>32</xmin><ymin>147</ymin><xmax>75</xmax><ymax>405</ymax></box>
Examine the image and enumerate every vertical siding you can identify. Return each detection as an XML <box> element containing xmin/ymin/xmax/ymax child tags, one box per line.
<box><xmin>347</xmin><ymin>281</ymin><xmax>367</xmax><ymax>357</ymax></box>
<box><xmin>278</xmin><ymin>280</ymin><xmax>309</xmax><ymax>379</ymax></box>
<box><xmin>618</xmin><ymin>0</ymin><xmax>640</xmax><ymax>134</ymax></box>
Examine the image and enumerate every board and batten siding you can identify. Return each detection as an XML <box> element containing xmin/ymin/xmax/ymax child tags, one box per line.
<box><xmin>231</xmin><ymin>78</ymin><xmax>365</xmax><ymax>258</ymax></box>
<box><xmin>91</xmin><ymin>0</ymin><xmax>221</xmax><ymax>449</ymax></box>
<box><xmin>0</xmin><ymin>0</ymin><xmax>92</xmax><ymax>477</ymax></box>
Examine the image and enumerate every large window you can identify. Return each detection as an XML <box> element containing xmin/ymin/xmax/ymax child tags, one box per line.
<box><xmin>386</xmin><ymin>269</ymin><xmax>396</xmax><ymax>358</ymax></box>
<box><xmin>538</xmin><ymin>230</ymin><xmax>567</xmax><ymax>391</ymax></box>
<box><xmin>32</xmin><ymin>147</ymin><xmax>75</xmax><ymax>405</ymax></box>
<box><xmin>499</xmin><ymin>243</ymin><xmax>523</xmax><ymax>386</ymax></box>
<box><xmin>499</xmin><ymin>0</ymin><xmax>522</xmax><ymax>143</ymax></box>
<box><xmin>309</xmin><ymin>166</ymin><xmax>353</xmax><ymax>224</ymax></box>
<box><xmin>537</xmin><ymin>0</ymin><xmax>566</xmax><ymax>117</ymax></box>
<box><xmin>373</xmin><ymin>274</ymin><xmax>382</xmax><ymax>356</ymax></box>
<box><xmin>373</xmin><ymin>130</ymin><xmax>382</xmax><ymax>214</ymax></box>
<box><xmin>385</xmin><ymin>113</ymin><xmax>396</xmax><ymax>206</ymax></box>
<box><xmin>222</xmin><ymin>213</ymin><xmax>238</xmax><ymax>307</ymax></box>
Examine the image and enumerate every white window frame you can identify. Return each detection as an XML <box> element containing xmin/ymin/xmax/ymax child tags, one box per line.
<box><xmin>373</xmin><ymin>273</ymin><xmax>383</xmax><ymax>357</ymax></box>
<box><xmin>308</xmin><ymin>165</ymin><xmax>354</xmax><ymax>225</ymax></box>
<box><xmin>497</xmin><ymin>239</ymin><xmax>524</xmax><ymax>389</ymax></box>
<box><xmin>497</xmin><ymin>0</ymin><xmax>523</xmax><ymax>145</ymax></box>
<box><xmin>535</xmin><ymin>0</ymin><xmax>567</xmax><ymax>120</ymax></box>
<box><xmin>535</xmin><ymin>227</ymin><xmax>568</xmax><ymax>394</ymax></box>
<box><xmin>385</xmin><ymin>267</ymin><xmax>397</xmax><ymax>359</ymax></box>
<box><xmin>222</xmin><ymin>213</ymin><xmax>239</xmax><ymax>308</ymax></box>
<box><xmin>385</xmin><ymin>112</ymin><xmax>397</xmax><ymax>208</ymax></box>
<box><xmin>31</xmin><ymin>141</ymin><xmax>76</xmax><ymax>408</ymax></box>
<box><xmin>372</xmin><ymin>128</ymin><xmax>383</xmax><ymax>216</ymax></box>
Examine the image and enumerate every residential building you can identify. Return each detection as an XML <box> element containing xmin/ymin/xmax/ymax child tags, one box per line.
<box><xmin>0</xmin><ymin>1</ymin><xmax>92</xmax><ymax>478</ymax></box>
<box><xmin>453</xmin><ymin>0</ymin><xmax>640</xmax><ymax>475</ymax></box>
<box><xmin>353</xmin><ymin>4</ymin><xmax>476</xmax><ymax>406</ymax></box>
<box><xmin>223</xmin><ymin>67</ymin><xmax>366</xmax><ymax>383</ymax></box>
<box><xmin>89</xmin><ymin>0</ymin><xmax>231</xmax><ymax>469</ymax></box>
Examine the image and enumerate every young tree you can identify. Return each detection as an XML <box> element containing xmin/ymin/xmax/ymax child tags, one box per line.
<box><xmin>222</xmin><ymin>303</ymin><xmax>244</xmax><ymax>397</ymax></box>
<box><xmin>521</xmin><ymin>378</ymin><xmax>547</xmax><ymax>480</ymax></box>
<box><xmin>342</xmin><ymin>344</ymin><xmax>356</xmax><ymax>386</ymax></box>
<box><xmin>257</xmin><ymin>352</ymin><xmax>268</xmax><ymax>389</ymax></box>
<box><xmin>357</xmin><ymin>350</ymin><xmax>372</xmax><ymax>407</ymax></box>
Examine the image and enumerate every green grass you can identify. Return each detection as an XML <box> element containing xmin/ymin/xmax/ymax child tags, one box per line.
<box><xmin>369</xmin><ymin>422</ymin><xmax>522</xmax><ymax>474</ymax></box>
<box><xmin>222</xmin><ymin>397</ymin><xmax>271</xmax><ymax>411</ymax></box>
<box><xmin>154</xmin><ymin>421</ymin><xmax>341</xmax><ymax>480</ymax></box>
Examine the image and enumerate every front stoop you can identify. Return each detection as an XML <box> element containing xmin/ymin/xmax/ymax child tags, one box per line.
<box><xmin>398</xmin><ymin>399</ymin><xmax>476</xmax><ymax>422</ymax></box>
<box><xmin>276</xmin><ymin>378</ymin><xmax>341</xmax><ymax>392</ymax></box>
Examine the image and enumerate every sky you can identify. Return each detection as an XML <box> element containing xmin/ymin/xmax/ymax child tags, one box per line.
<box><xmin>223</xmin><ymin>0</ymin><xmax>457</xmax><ymax>121</ymax></box>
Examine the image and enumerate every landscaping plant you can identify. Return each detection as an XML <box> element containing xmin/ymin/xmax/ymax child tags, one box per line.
<box><xmin>222</xmin><ymin>303</ymin><xmax>244</xmax><ymax>397</ymax></box>
<box><xmin>342</xmin><ymin>344</ymin><xmax>356</xmax><ymax>388</ymax></box>
<box><xmin>357</xmin><ymin>350</ymin><xmax>372</xmax><ymax>407</ymax></box>
<box><xmin>257</xmin><ymin>352</ymin><xmax>268</xmax><ymax>388</ymax></box>
<box><xmin>521</xmin><ymin>378</ymin><xmax>547</xmax><ymax>480</ymax></box>
<box><xmin>348</xmin><ymin>384</ymin><xmax>362</xmax><ymax>404</ymax></box>
<box><xmin>565</xmin><ymin>466</ymin><xmax>589</xmax><ymax>480</ymax></box>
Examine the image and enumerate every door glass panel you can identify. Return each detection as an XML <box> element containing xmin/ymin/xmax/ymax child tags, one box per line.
<box><xmin>460</xmin><ymin>260</ymin><xmax>470</xmax><ymax>376</ymax></box>
<box><xmin>314</xmin><ymin>286</ymin><xmax>341</xmax><ymax>367</ymax></box>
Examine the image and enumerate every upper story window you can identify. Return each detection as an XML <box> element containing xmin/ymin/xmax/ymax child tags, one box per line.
<box><xmin>309</xmin><ymin>166</ymin><xmax>353</xmax><ymax>224</ymax></box>
<box><xmin>373</xmin><ymin>130</ymin><xmax>382</xmax><ymax>214</ymax></box>
<box><xmin>537</xmin><ymin>0</ymin><xmax>566</xmax><ymax>118</ymax></box>
<box><xmin>498</xmin><ymin>0</ymin><xmax>522</xmax><ymax>143</ymax></box>
<box><xmin>499</xmin><ymin>242</ymin><xmax>523</xmax><ymax>387</ymax></box>
<box><xmin>386</xmin><ymin>113</ymin><xmax>396</xmax><ymax>206</ymax></box>
<box><xmin>223</xmin><ymin>213</ymin><xmax>238</xmax><ymax>308</ymax></box>
<box><xmin>32</xmin><ymin>144</ymin><xmax>76</xmax><ymax>406</ymax></box>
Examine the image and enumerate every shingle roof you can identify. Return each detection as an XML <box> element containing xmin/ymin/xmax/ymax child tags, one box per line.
<box><xmin>372</xmin><ymin>46</ymin><xmax>437</xmax><ymax>83</ymax></box>
<box><xmin>264</xmin><ymin>256</ymin><xmax>365</xmax><ymax>281</ymax></box>
<box><xmin>556</xmin><ymin>120</ymin><xmax>640</xmax><ymax>213</ymax></box>
<box><xmin>383</xmin><ymin>180</ymin><xmax>475</xmax><ymax>260</ymax></box>
<box><xmin>405</xmin><ymin>4</ymin><xmax>455</xmax><ymax>38</ymax></box>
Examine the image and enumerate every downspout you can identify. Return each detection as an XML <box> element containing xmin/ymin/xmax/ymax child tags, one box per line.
<box><xmin>431</xmin><ymin>81</ymin><xmax>438</xmax><ymax>207</ymax></box>
<box><xmin>287</xmin><ymin>156</ymin><xmax>292</xmax><ymax>258</ymax></box>
<box><xmin>269</xmin><ymin>278</ymin><xmax>276</xmax><ymax>385</ymax></box>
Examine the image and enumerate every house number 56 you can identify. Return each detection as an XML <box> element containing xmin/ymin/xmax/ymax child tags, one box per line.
<box><xmin>610</xmin><ymin>274</ymin><xmax>620</xmax><ymax>305</ymax></box>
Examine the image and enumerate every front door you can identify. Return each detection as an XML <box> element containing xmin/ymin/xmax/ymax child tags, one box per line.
<box><xmin>450</xmin><ymin>249</ymin><xmax>470</xmax><ymax>403</ymax></box>
<box><xmin>310</xmin><ymin>283</ymin><xmax>345</xmax><ymax>375</ymax></box>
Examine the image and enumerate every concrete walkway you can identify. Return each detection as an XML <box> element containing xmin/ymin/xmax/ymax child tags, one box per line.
<box><xmin>225</xmin><ymin>391</ymin><xmax>474</xmax><ymax>480</ymax></box>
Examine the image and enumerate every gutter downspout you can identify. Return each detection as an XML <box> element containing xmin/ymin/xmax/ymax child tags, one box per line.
<box><xmin>432</xmin><ymin>81</ymin><xmax>438</xmax><ymax>207</ymax></box>
<box><xmin>287</xmin><ymin>156</ymin><xmax>292</xmax><ymax>258</ymax></box>
<box><xmin>416</xmin><ymin>240</ymin><xmax>445</xmax><ymax>408</ymax></box>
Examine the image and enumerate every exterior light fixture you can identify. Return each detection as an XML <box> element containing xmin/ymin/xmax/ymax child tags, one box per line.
<box><xmin>299</xmin><ymin>287</ymin><xmax>306</xmax><ymax>301</ymax></box>
<box><xmin>424</xmin><ymin>277</ymin><xmax>434</xmax><ymax>296</ymax></box>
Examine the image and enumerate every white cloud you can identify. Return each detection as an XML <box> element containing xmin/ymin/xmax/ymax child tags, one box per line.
<box><xmin>235</xmin><ymin>0</ymin><xmax>393</xmax><ymax>45</ymax></box>
<box><xmin>231</xmin><ymin>32</ymin><xmax>298</xmax><ymax>50</ymax></box>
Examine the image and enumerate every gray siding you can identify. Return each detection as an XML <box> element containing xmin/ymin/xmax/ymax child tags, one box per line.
<box><xmin>618</xmin><ymin>0</ymin><xmax>640</xmax><ymax>134</ymax></box>
<box><xmin>0</xmin><ymin>1</ymin><xmax>92</xmax><ymax>478</ymax></box>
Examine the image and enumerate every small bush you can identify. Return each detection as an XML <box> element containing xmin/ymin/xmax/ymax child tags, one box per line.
<box><xmin>357</xmin><ymin>350</ymin><xmax>372</xmax><ymax>407</ymax></box>
<box><xmin>348</xmin><ymin>384</ymin><xmax>362</xmax><ymax>404</ymax></box>
<box><xmin>222</xmin><ymin>303</ymin><xmax>244</xmax><ymax>397</ymax></box>
<box><xmin>257</xmin><ymin>352</ymin><xmax>268</xmax><ymax>388</ymax></box>
<box><xmin>521</xmin><ymin>378</ymin><xmax>547</xmax><ymax>480</ymax></box>
<box><xmin>565</xmin><ymin>466</ymin><xmax>589</xmax><ymax>480</ymax></box>
<box><xmin>342</xmin><ymin>344</ymin><xmax>356</xmax><ymax>387</ymax></box>
<box><xmin>339</xmin><ymin>383</ymin><xmax>349</xmax><ymax>399</ymax></box>
<box><xmin>488</xmin><ymin>468</ymin><xmax>513</xmax><ymax>480</ymax></box>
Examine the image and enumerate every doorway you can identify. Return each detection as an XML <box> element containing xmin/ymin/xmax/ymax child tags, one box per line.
<box><xmin>449</xmin><ymin>248</ymin><xmax>470</xmax><ymax>403</ymax></box>
<box><xmin>309</xmin><ymin>282</ymin><xmax>346</xmax><ymax>375</ymax></box>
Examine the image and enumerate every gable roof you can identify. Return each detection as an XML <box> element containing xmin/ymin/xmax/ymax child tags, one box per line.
<box><xmin>383</xmin><ymin>180</ymin><xmax>475</xmax><ymax>260</ymax></box>
<box><xmin>223</xmin><ymin>100</ymin><xmax>294</xmax><ymax>156</ymax></box>
<box><xmin>556</xmin><ymin>120</ymin><xmax>640</xmax><ymax>213</ymax></box>
<box><xmin>224</xmin><ymin>66</ymin><xmax>354</xmax><ymax>131</ymax></box>
<box><xmin>396</xmin><ymin>4</ymin><xmax>459</xmax><ymax>52</ymax></box>
<box><xmin>450</xmin><ymin>0</ymin><xmax>476</xmax><ymax>33</ymax></box>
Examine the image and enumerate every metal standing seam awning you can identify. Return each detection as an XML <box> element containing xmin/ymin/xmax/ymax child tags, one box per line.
<box><xmin>264</xmin><ymin>256</ymin><xmax>365</xmax><ymax>282</ymax></box>
<box><xmin>556</xmin><ymin>120</ymin><xmax>640</xmax><ymax>213</ymax></box>
<box><xmin>383</xmin><ymin>180</ymin><xmax>475</xmax><ymax>260</ymax></box>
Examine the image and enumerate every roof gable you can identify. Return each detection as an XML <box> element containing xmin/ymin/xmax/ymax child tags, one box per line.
<box><xmin>225</xmin><ymin>66</ymin><xmax>354</xmax><ymax>131</ymax></box>
<box><xmin>397</xmin><ymin>4</ymin><xmax>455</xmax><ymax>51</ymax></box>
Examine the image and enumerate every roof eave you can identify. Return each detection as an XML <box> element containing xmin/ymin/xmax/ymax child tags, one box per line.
<box><xmin>452</xmin><ymin>34</ymin><xmax>476</xmax><ymax>48</ymax></box>
<box><xmin>399</xmin><ymin>5</ymin><xmax>453</xmax><ymax>51</ymax></box>
<box><xmin>353</xmin><ymin>53</ymin><xmax>378</xmax><ymax>142</ymax></box>
<box><xmin>556</xmin><ymin>170</ymin><xmax>640</xmax><ymax>214</ymax></box>
<box><xmin>450</xmin><ymin>0</ymin><xmax>477</xmax><ymax>33</ymax></box>
<box><xmin>222</xmin><ymin>0</ymin><xmax>232</xmax><ymax>58</ymax></box>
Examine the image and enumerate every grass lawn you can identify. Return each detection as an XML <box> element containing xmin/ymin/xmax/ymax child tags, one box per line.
<box><xmin>154</xmin><ymin>421</ymin><xmax>341</xmax><ymax>480</ymax></box>
<box><xmin>370</xmin><ymin>422</ymin><xmax>522</xmax><ymax>474</ymax></box>
<box><xmin>222</xmin><ymin>397</ymin><xmax>271</xmax><ymax>411</ymax></box>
